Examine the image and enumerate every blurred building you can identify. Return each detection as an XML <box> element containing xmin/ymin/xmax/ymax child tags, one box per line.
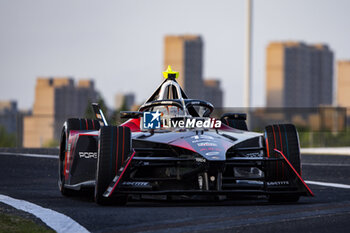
<box><xmin>0</xmin><ymin>100</ymin><xmax>17</xmax><ymax>134</ymax></box>
<box><xmin>115</xmin><ymin>93</ymin><xmax>135</xmax><ymax>111</ymax></box>
<box><xmin>203</xmin><ymin>79</ymin><xmax>223</xmax><ymax>107</ymax></box>
<box><xmin>337</xmin><ymin>60</ymin><xmax>350</xmax><ymax>123</ymax></box>
<box><xmin>164</xmin><ymin>35</ymin><xmax>223</xmax><ymax>107</ymax></box>
<box><xmin>266</xmin><ymin>42</ymin><xmax>333</xmax><ymax>108</ymax></box>
<box><xmin>0</xmin><ymin>101</ymin><xmax>31</xmax><ymax>147</ymax></box>
<box><xmin>23</xmin><ymin>77</ymin><xmax>97</xmax><ymax>147</ymax></box>
<box><xmin>164</xmin><ymin>35</ymin><xmax>204</xmax><ymax>99</ymax></box>
<box><xmin>337</xmin><ymin>61</ymin><xmax>350</xmax><ymax>107</ymax></box>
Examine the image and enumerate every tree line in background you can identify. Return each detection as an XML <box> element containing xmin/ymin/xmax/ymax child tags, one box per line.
<box><xmin>299</xmin><ymin>130</ymin><xmax>350</xmax><ymax>148</ymax></box>
<box><xmin>0</xmin><ymin>126</ymin><xmax>16</xmax><ymax>147</ymax></box>
<box><xmin>84</xmin><ymin>95</ymin><xmax>129</xmax><ymax>126</ymax></box>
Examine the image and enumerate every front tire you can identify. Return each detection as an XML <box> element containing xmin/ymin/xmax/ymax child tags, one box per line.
<box><xmin>265</xmin><ymin>124</ymin><xmax>301</xmax><ymax>203</ymax></box>
<box><xmin>95</xmin><ymin>126</ymin><xmax>131</xmax><ymax>205</ymax></box>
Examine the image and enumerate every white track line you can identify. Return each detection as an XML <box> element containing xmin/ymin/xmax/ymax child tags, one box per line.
<box><xmin>3</xmin><ymin>152</ymin><xmax>350</xmax><ymax>190</ymax></box>
<box><xmin>0</xmin><ymin>152</ymin><xmax>58</xmax><ymax>159</ymax></box>
<box><xmin>303</xmin><ymin>163</ymin><xmax>350</xmax><ymax>167</ymax></box>
<box><xmin>305</xmin><ymin>180</ymin><xmax>350</xmax><ymax>189</ymax></box>
<box><xmin>0</xmin><ymin>194</ymin><xmax>89</xmax><ymax>233</ymax></box>
<box><xmin>301</xmin><ymin>147</ymin><xmax>350</xmax><ymax>156</ymax></box>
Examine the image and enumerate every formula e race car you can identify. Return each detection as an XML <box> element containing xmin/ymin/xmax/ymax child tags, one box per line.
<box><xmin>58</xmin><ymin>66</ymin><xmax>314</xmax><ymax>205</ymax></box>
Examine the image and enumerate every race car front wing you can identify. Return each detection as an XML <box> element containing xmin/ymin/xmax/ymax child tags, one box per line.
<box><xmin>103</xmin><ymin>147</ymin><xmax>314</xmax><ymax>198</ymax></box>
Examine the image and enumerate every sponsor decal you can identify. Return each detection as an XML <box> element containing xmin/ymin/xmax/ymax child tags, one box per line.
<box><xmin>267</xmin><ymin>181</ymin><xmax>289</xmax><ymax>186</ymax></box>
<box><xmin>200</xmin><ymin>147</ymin><xmax>222</xmax><ymax>152</ymax></box>
<box><xmin>191</xmin><ymin>135</ymin><xmax>214</xmax><ymax>140</ymax></box>
<box><xmin>79</xmin><ymin>152</ymin><xmax>97</xmax><ymax>159</ymax></box>
<box><xmin>191</xmin><ymin>135</ymin><xmax>215</xmax><ymax>143</ymax></box>
<box><xmin>244</xmin><ymin>152</ymin><xmax>262</xmax><ymax>157</ymax></box>
<box><xmin>143</xmin><ymin>111</ymin><xmax>161</xmax><ymax>129</ymax></box>
<box><xmin>121</xmin><ymin>181</ymin><xmax>150</xmax><ymax>186</ymax></box>
<box><xmin>162</xmin><ymin>118</ymin><xmax>221</xmax><ymax>129</ymax></box>
<box><xmin>197</xmin><ymin>142</ymin><xmax>217</xmax><ymax>147</ymax></box>
<box><xmin>141</xmin><ymin>112</ymin><xmax>222</xmax><ymax>129</ymax></box>
<box><xmin>205</xmin><ymin>151</ymin><xmax>220</xmax><ymax>156</ymax></box>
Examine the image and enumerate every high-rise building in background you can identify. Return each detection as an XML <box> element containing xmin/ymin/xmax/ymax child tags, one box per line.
<box><xmin>203</xmin><ymin>80</ymin><xmax>223</xmax><ymax>108</ymax></box>
<box><xmin>0</xmin><ymin>101</ymin><xmax>29</xmax><ymax>147</ymax></box>
<box><xmin>337</xmin><ymin>60</ymin><xmax>350</xmax><ymax>107</ymax></box>
<box><xmin>23</xmin><ymin>77</ymin><xmax>97</xmax><ymax>147</ymax></box>
<box><xmin>337</xmin><ymin>60</ymin><xmax>350</xmax><ymax>121</ymax></box>
<box><xmin>164</xmin><ymin>35</ymin><xmax>223</xmax><ymax>106</ymax></box>
<box><xmin>266</xmin><ymin>42</ymin><xmax>333</xmax><ymax>108</ymax></box>
<box><xmin>0</xmin><ymin>101</ymin><xmax>17</xmax><ymax>135</ymax></box>
<box><xmin>115</xmin><ymin>93</ymin><xmax>135</xmax><ymax>111</ymax></box>
<box><xmin>164</xmin><ymin>35</ymin><xmax>203</xmax><ymax>99</ymax></box>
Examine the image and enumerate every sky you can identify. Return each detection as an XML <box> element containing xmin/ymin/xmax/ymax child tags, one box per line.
<box><xmin>1</xmin><ymin>0</ymin><xmax>350</xmax><ymax>110</ymax></box>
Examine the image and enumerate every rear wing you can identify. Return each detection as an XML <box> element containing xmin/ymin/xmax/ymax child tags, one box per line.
<box><xmin>92</xmin><ymin>103</ymin><xmax>108</xmax><ymax>126</ymax></box>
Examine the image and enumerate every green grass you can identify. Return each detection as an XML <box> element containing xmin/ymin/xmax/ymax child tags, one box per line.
<box><xmin>0</xmin><ymin>213</ymin><xmax>54</xmax><ymax>233</ymax></box>
<box><xmin>299</xmin><ymin>130</ymin><xmax>350</xmax><ymax>148</ymax></box>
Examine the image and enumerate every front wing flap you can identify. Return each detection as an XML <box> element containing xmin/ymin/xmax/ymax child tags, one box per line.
<box><xmin>103</xmin><ymin>148</ymin><xmax>313</xmax><ymax>198</ymax></box>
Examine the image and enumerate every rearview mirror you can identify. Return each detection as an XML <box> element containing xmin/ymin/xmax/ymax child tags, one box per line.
<box><xmin>120</xmin><ymin>111</ymin><xmax>143</xmax><ymax>119</ymax></box>
<box><xmin>221</xmin><ymin>113</ymin><xmax>247</xmax><ymax>120</ymax></box>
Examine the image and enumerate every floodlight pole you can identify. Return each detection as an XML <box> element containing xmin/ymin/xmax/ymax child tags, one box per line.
<box><xmin>244</xmin><ymin>0</ymin><xmax>253</xmax><ymax>127</ymax></box>
<box><xmin>244</xmin><ymin>0</ymin><xmax>252</xmax><ymax>108</ymax></box>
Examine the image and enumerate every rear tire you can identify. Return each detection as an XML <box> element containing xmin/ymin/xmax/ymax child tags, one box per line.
<box><xmin>265</xmin><ymin>124</ymin><xmax>301</xmax><ymax>203</ymax></box>
<box><xmin>58</xmin><ymin>118</ymin><xmax>100</xmax><ymax>196</ymax></box>
<box><xmin>58</xmin><ymin>126</ymin><xmax>75</xmax><ymax>196</ymax></box>
<box><xmin>95</xmin><ymin>126</ymin><xmax>131</xmax><ymax>205</ymax></box>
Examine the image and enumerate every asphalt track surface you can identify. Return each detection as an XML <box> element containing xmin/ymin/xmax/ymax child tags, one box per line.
<box><xmin>1</xmin><ymin>153</ymin><xmax>350</xmax><ymax>233</ymax></box>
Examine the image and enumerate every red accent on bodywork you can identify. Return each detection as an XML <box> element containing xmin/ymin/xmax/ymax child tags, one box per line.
<box><xmin>70</xmin><ymin>129</ymin><xmax>99</xmax><ymax>137</ymax></box>
<box><xmin>265</xmin><ymin>137</ymin><xmax>270</xmax><ymax>157</ymax></box>
<box><xmin>122</xmin><ymin>127</ymin><xmax>125</xmax><ymax>163</ymax></box>
<box><xmin>78</xmin><ymin>133</ymin><xmax>99</xmax><ymax>136</ymax></box>
<box><xmin>121</xmin><ymin>118</ymin><xmax>141</xmax><ymax>132</ymax></box>
<box><xmin>63</xmin><ymin>150</ymin><xmax>68</xmax><ymax>178</ymax></box>
<box><xmin>170</xmin><ymin>139</ymin><xmax>196</xmax><ymax>153</ymax></box>
<box><xmin>64</xmin><ymin>133</ymin><xmax>78</xmax><ymax>180</ymax></box>
<box><xmin>274</xmin><ymin>149</ymin><xmax>314</xmax><ymax>196</ymax></box>
<box><xmin>218</xmin><ymin>122</ymin><xmax>234</xmax><ymax>131</ymax></box>
<box><xmin>116</xmin><ymin>127</ymin><xmax>119</xmax><ymax>172</ymax></box>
